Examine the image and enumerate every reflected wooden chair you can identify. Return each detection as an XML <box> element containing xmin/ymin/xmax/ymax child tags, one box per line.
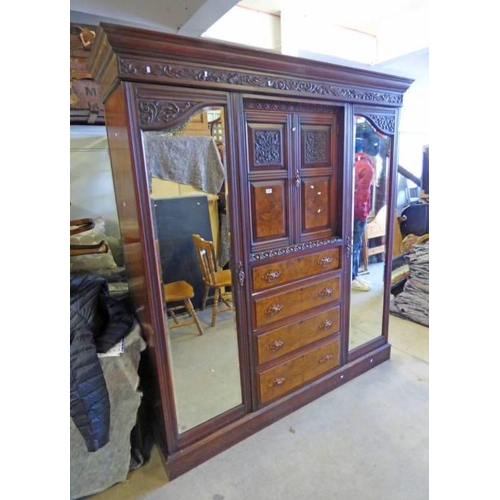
<box><xmin>163</xmin><ymin>281</ymin><xmax>203</xmax><ymax>336</ymax></box>
<box><xmin>361</xmin><ymin>205</ymin><xmax>387</xmax><ymax>271</ymax></box>
<box><xmin>192</xmin><ymin>233</ymin><xmax>233</xmax><ymax>327</ymax></box>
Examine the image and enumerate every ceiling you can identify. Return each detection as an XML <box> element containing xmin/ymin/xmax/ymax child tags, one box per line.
<box><xmin>239</xmin><ymin>0</ymin><xmax>426</xmax><ymax>36</ymax></box>
<box><xmin>70</xmin><ymin>0</ymin><xmax>428</xmax><ymax>81</ymax></box>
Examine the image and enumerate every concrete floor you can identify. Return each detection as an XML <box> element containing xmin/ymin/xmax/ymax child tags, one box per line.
<box><xmin>167</xmin><ymin>306</ymin><xmax>241</xmax><ymax>433</ymax></box>
<box><xmin>90</xmin><ymin>311</ymin><xmax>429</xmax><ymax>500</ymax></box>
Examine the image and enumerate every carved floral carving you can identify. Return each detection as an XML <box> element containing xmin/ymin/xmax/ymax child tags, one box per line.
<box><xmin>244</xmin><ymin>99</ymin><xmax>336</xmax><ymax>114</ymax></box>
<box><xmin>345</xmin><ymin>236</ymin><xmax>352</xmax><ymax>258</ymax></box>
<box><xmin>119</xmin><ymin>58</ymin><xmax>403</xmax><ymax>104</ymax></box>
<box><xmin>138</xmin><ymin>99</ymin><xmax>198</xmax><ymax>126</ymax></box>
<box><xmin>365</xmin><ymin>114</ymin><xmax>396</xmax><ymax>134</ymax></box>
<box><xmin>254</xmin><ymin>130</ymin><xmax>281</xmax><ymax>164</ymax></box>
<box><xmin>250</xmin><ymin>238</ymin><xmax>341</xmax><ymax>262</ymax></box>
<box><xmin>305</xmin><ymin>131</ymin><xmax>327</xmax><ymax>163</ymax></box>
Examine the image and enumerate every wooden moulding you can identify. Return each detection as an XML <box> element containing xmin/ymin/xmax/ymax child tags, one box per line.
<box><xmin>87</xmin><ymin>23</ymin><xmax>413</xmax><ymax>107</ymax></box>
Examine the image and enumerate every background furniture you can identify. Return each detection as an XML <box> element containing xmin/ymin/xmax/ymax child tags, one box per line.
<box><xmin>89</xmin><ymin>23</ymin><xmax>412</xmax><ymax>480</ymax></box>
<box><xmin>153</xmin><ymin>196</ymin><xmax>214</xmax><ymax>309</ymax></box>
<box><xmin>192</xmin><ymin>233</ymin><xmax>233</xmax><ymax>327</ymax></box>
<box><xmin>361</xmin><ymin>206</ymin><xmax>387</xmax><ymax>270</ymax></box>
<box><xmin>70</xmin><ymin>23</ymin><xmax>104</xmax><ymax>125</ymax></box>
<box><xmin>164</xmin><ymin>281</ymin><xmax>204</xmax><ymax>335</ymax></box>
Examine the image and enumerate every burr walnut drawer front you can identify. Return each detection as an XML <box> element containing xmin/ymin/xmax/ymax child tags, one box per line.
<box><xmin>257</xmin><ymin>306</ymin><xmax>340</xmax><ymax>364</ymax></box>
<box><xmin>252</xmin><ymin>248</ymin><xmax>341</xmax><ymax>292</ymax></box>
<box><xmin>258</xmin><ymin>338</ymin><xmax>340</xmax><ymax>404</ymax></box>
<box><xmin>253</xmin><ymin>276</ymin><xmax>340</xmax><ymax>328</ymax></box>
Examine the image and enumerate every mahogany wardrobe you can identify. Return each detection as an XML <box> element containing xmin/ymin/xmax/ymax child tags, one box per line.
<box><xmin>89</xmin><ymin>23</ymin><xmax>413</xmax><ymax>479</ymax></box>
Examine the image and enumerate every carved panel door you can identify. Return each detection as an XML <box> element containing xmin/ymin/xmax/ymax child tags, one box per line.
<box><xmin>242</xmin><ymin>100</ymin><xmax>341</xmax><ymax>254</ymax></box>
<box><xmin>244</xmin><ymin>108</ymin><xmax>292</xmax><ymax>253</ymax></box>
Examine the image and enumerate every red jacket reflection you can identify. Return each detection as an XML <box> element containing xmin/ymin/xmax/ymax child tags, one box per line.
<box><xmin>354</xmin><ymin>152</ymin><xmax>375</xmax><ymax>221</ymax></box>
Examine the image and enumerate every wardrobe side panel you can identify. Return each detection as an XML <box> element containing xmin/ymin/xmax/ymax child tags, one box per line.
<box><xmin>104</xmin><ymin>84</ymin><xmax>170</xmax><ymax>455</ymax></box>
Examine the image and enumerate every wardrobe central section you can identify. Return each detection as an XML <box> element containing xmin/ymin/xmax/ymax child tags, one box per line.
<box><xmin>239</xmin><ymin>100</ymin><xmax>345</xmax><ymax>409</ymax></box>
<box><xmin>242</xmin><ymin>101</ymin><xmax>341</xmax><ymax>253</ymax></box>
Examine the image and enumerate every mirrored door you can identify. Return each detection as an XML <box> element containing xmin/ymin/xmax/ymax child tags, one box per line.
<box><xmin>348</xmin><ymin>115</ymin><xmax>392</xmax><ymax>351</ymax></box>
<box><xmin>141</xmin><ymin>105</ymin><xmax>243</xmax><ymax>434</ymax></box>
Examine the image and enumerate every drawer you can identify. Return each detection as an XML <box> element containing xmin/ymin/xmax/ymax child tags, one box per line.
<box><xmin>257</xmin><ymin>306</ymin><xmax>340</xmax><ymax>364</ymax></box>
<box><xmin>252</xmin><ymin>248</ymin><xmax>341</xmax><ymax>292</ymax></box>
<box><xmin>258</xmin><ymin>338</ymin><xmax>340</xmax><ymax>404</ymax></box>
<box><xmin>253</xmin><ymin>276</ymin><xmax>340</xmax><ymax>328</ymax></box>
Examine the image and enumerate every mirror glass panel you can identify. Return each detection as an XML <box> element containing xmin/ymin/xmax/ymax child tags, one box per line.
<box><xmin>142</xmin><ymin>106</ymin><xmax>242</xmax><ymax>434</ymax></box>
<box><xmin>349</xmin><ymin>116</ymin><xmax>391</xmax><ymax>350</ymax></box>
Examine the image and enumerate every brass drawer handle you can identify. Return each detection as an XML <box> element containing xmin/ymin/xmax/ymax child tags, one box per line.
<box><xmin>269</xmin><ymin>377</ymin><xmax>286</xmax><ymax>388</ymax></box>
<box><xmin>318</xmin><ymin>320</ymin><xmax>333</xmax><ymax>330</ymax></box>
<box><xmin>262</xmin><ymin>270</ymin><xmax>282</xmax><ymax>283</ymax></box>
<box><xmin>317</xmin><ymin>256</ymin><xmax>333</xmax><ymax>267</ymax></box>
<box><xmin>319</xmin><ymin>354</ymin><xmax>334</xmax><ymax>364</ymax></box>
<box><xmin>265</xmin><ymin>303</ymin><xmax>284</xmax><ymax>316</ymax></box>
<box><xmin>318</xmin><ymin>287</ymin><xmax>334</xmax><ymax>298</ymax></box>
<box><xmin>267</xmin><ymin>339</ymin><xmax>285</xmax><ymax>352</ymax></box>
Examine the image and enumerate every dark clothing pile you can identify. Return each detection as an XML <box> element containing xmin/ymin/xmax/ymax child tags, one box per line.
<box><xmin>70</xmin><ymin>274</ymin><xmax>134</xmax><ymax>452</ymax></box>
<box><xmin>390</xmin><ymin>243</ymin><xmax>429</xmax><ymax>326</ymax></box>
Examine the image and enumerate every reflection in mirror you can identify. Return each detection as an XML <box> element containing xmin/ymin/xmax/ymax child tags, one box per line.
<box><xmin>142</xmin><ymin>106</ymin><xmax>242</xmax><ymax>434</ymax></box>
<box><xmin>349</xmin><ymin>116</ymin><xmax>391</xmax><ymax>350</ymax></box>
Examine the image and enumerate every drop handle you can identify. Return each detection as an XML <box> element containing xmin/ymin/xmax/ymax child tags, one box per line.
<box><xmin>317</xmin><ymin>256</ymin><xmax>333</xmax><ymax>267</ymax></box>
<box><xmin>269</xmin><ymin>377</ymin><xmax>286</xmax><ymax>388</ymax></box>
<box><xmin>264</xmin><ymin>304</ymin><xmax>284</xmax><ymax>316</ymax></box>
<box><xmin>318</xmin><ymin>320</ymin><xmax>333</xmax><ymax>330</ymax></box>
<box><xmin>267</xmin><ymin>339</ymin><xmax>285</xmax><ymax>352</ymax></box>
<box><xmin>318</xmin><ymin>287</ymin><xmax>334</xmax><ymax>298</ymax></box>
<box><xmin>318</xmin><ymin>354</ymin><xmax>334</xmax><ymax>364</ymax></box>
<box><xmin>262</xmin><ymin>270</ymin><xmax>281</xmax><ymax>283</ymax></box>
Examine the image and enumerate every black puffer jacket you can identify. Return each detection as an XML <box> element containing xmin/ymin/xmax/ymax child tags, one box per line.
<box><xmin>70</xmin><ymin>274</ymin><xmax>134</xmax><ymax>452</ymax></box>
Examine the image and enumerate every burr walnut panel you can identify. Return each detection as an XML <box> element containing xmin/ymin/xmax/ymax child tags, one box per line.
<box><xmin>251</xmin><ymin>247</ymin><xmax>340</xmax><ymax>292</ymax></box>
<box><xmin>253</xmin><ymin>275</ymin><xmax>341</xmax><ymax>328</ymax></box>
<box><xmin>256</xmin><ymin>306</ymin><xmax>340</xmax><ymax>364</ymax></box>
<box><xmin>302</xmin><ymin>178</ymin><xmax>331</xmax><ymax>232</ymax></box>
<box><xmin>258</xmin><ymin>338</ymin><xmax>340</xmax><ymax>404</ymax></box>
<box><xmin>250</xmin><ymin>180</ymin><xmax>288</xmax><ymax>243</ymax></box>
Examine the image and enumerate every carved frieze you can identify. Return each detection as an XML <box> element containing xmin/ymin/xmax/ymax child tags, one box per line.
<box><xmin>119</xmin><ymin>58</ymin><xmax>403</xmax><ymax>105</ymax></box>
<box><xmin>244</xmin><ymin>99</ymin><xmax>336</xmax><ymax>114</ymax></box>
<box><xmin>250</xmin><ymin>238</ymin><xmax>341</xmax><ymax>262</ymax></box>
